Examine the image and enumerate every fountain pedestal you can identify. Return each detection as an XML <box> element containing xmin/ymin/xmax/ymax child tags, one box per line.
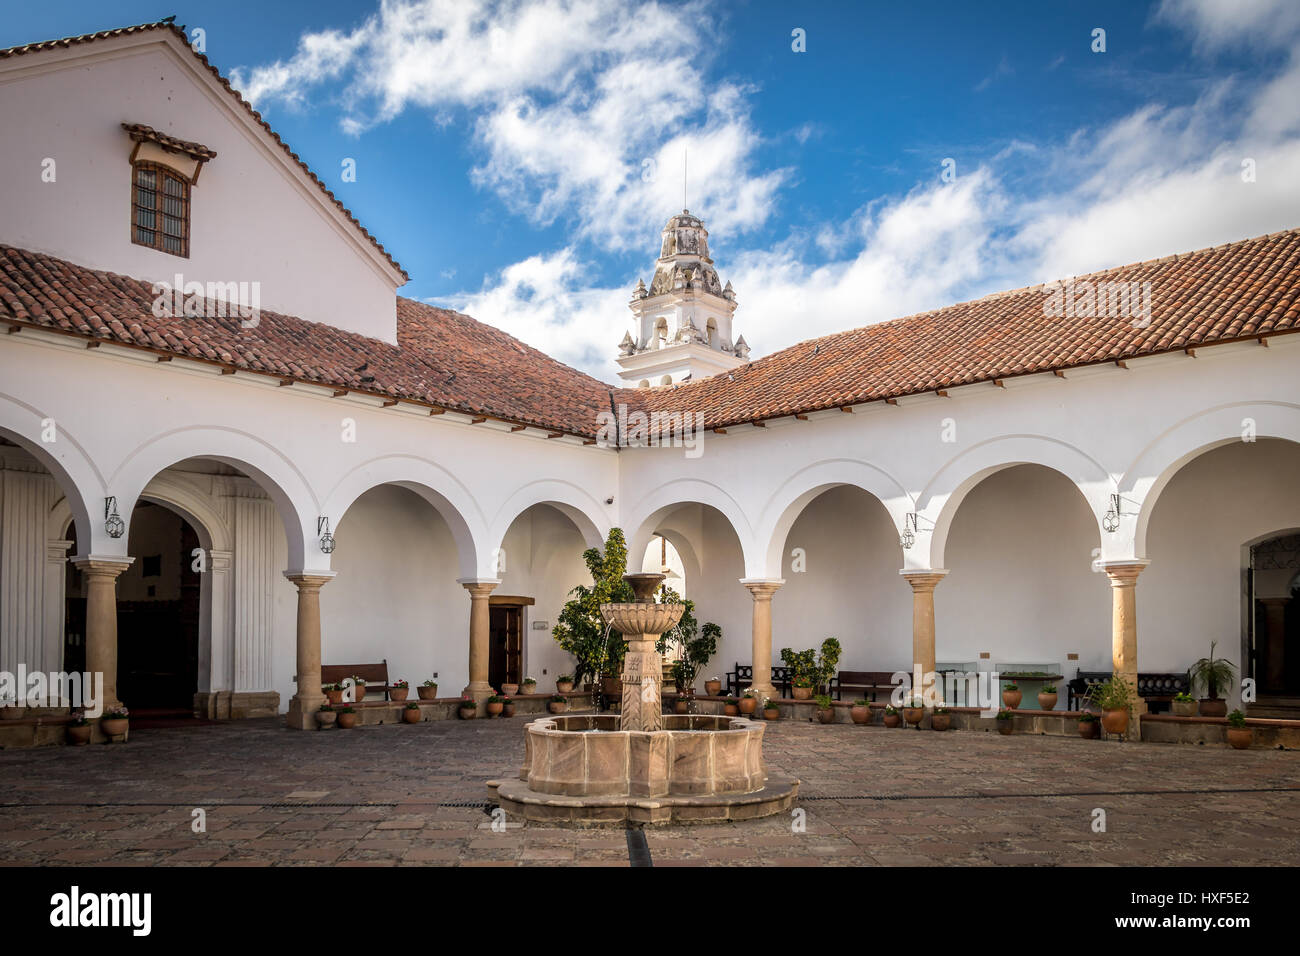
<box><xmin>620</xmin><ymin>638</ymin><xmax>663</xmax><ymax>732</ymax></box>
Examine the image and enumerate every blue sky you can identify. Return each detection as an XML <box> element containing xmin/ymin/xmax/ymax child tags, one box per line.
<box><xmin>6</xmin><ymin>0</ymin><xmax>1300</xmax><ymax>380</ymax></box>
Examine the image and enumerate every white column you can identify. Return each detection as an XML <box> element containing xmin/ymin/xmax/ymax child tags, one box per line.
<box><xmin>204</xmin><ymin>549</ymin><xmax>233</xmax><ymax>693</ymax></box>
<box><xmin>233</xmin><ymin>496</ymin><xmax>276</xmax><ymax>692</ymax></box>
<box><xmin>43</xmin><ymin>538</ymin><xmax>73</xmax><ymax>680</ymax></box>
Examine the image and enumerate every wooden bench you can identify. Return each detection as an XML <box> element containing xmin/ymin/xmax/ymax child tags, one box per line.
<box><xmin>829</xmin><ymin>670</ymin><xmax>900</xmax><ymax>702</ymax></box>
<box><xmin>1067</xmin><ymin>669</ymin><xmax>1190</xmax><ymax>713</ymax></box>
<box><xmin>321</xmin><ymin>661</ymin><xmax>394</xmax><ymax>702</ymax></box>
<box><xmin>724</xmin><ymin>664</ymin><xmax>792</xmax><ymax>698</ymax></box>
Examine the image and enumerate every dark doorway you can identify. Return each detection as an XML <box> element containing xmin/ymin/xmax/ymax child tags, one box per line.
<box><xmin>489</xmin><ymin>604</ymin><xmax>524</xmax><ymax>690</ymax></box>
<box><xmin>1248</xmin><ymin>533</ymin><xmax>1300</xmax><ymax>708</ymax></box>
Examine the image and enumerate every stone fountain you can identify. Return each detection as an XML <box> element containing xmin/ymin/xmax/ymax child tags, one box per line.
<box><xmin>488</xmin><ymin>572</ymin><xmax>797</xmax><ymax>826</ymax></box>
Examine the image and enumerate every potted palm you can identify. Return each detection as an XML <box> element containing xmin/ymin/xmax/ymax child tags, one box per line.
<box><xmin>995</xmin><ymin>709</ymin><xmax>1014</xmax><ymax>734</ymax></box>
<box><xmin>100</xmin><ymin>706</ymin><xmax>129</xmax><ymax>739</ymax></box>
<box><xmin>1001</xmin><ymin>682</ymin><xmax>1022</xmax><ymax>709</ymax></box>
<box><xmin>1089</xmin><ymin>676</ymin><xmax>1132</xmax><ymax>736</ymax></box>
<box><xmin>850</xmin><ymin>699</ymin><xmax>871</xmax><ymax>724</ymax></box>
<box><xmin>335</xmin><ymin>705</ymin><xmax>357</xmax><ymax>729</ymax></box>
<box><xmin>739</xmin><ymin>690</ymin><xmax>758</xmax><ymax>715</ymax></box>
<box><xmin>418</xmin><ymin>679</ymin><xmax>438</xmax><ymax>700</ymax></box>
<box><xmin>549</xmin><ymin>694</ymin><xmax>569</xmax><ymax>714</ymax></box>
<box><xmin>402</xmin><ymin>702</ymin><xmax>421</xmax><ymax>724</ymax></box>
<box><xmin>1171</xmin><ymin>692</ymin><xmax>1197</xmax><ymax>717</ymax></box>
<box><xmin>883</xmin><ymin>705</ymin><xmax>902</xmax><ymax>728</ymax></box>
<box><xmin>521</xmin><ymin>677</ymin><xmax>537</xmax><ymax>695</ymax></box>
<box><xmin>390</xmin><ymin>679</ymin><xmax>410</xmax><ymax>702</ymax></box>
<box><xmin>67</xmin><ymin>710</ymin><xmax>92</xmax><ymax>745</ymax></box>
<box><xmin>815</xmin><ymin>694</ymin><xmax>835</xmax><ymax>724</ymax></box>
<box><xmin>723</xmin><ymin>697</ymin><xmax>739</xmax><ymax>717</ymax></box>
<box><xmin>486</xmin><ymin>694</ymin><xmax>504</xmax><ymax>717</ymax></box>
<box><xmin>458</xmin><ymin>696</ymin><xmax>477</xmax><ymax>719</ymax></box>
<box><xmin>1076</xmin><ymin>712</ymin><xmax>1099</xmax><ymax>738</ymax></box>
<box><xmin>556</xmin><ymin>675</ymin><xmax>575</xmax><ymax>695</ymax></box>
<box><xmin>1037</xmin><ymin>684</ymin><xmax>1058</xmax><ymax>711</ymax></box>
<box><xmin>763</xmin><ymin>698</ymin><xmax>781</xmax><ymax>720</ymax></box>
<box><xmin>315</xmin><ymin>704</ymin><xmax>337</xmax><ymax>729</ymax></box>
<box><xmin>1191</xmin><ymin>641</ymin><xmax>1235</xmax><ymax>717</ymax></box>
<box><xmin>1225</xmin><ymin>709</ymin><xmax>1252</xmax><ymax>750</ymax></box>
<box><xmin>931</xmin><ymin>706</ymin><xmax>951</xmax><ymax>731</ymax></box>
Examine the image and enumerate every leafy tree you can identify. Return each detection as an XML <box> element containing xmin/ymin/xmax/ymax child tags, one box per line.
<box><xmin>552</xmin><ymin>529</ymin><xmax>635</xmax><ymax>685</ymax></box>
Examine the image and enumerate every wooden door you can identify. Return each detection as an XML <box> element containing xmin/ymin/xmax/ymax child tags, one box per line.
<box><xmin>489</xmin><ymin>605</ymin><xmax>523</xmax><ymax>689</ymax></box>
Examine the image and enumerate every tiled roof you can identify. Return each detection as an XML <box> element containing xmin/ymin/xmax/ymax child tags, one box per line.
<box><xmin>122</xmin><ymin>122</ymin><xmax>217</xmax><ymax>161</ymax></box>
<box><xmin>0</xmin><ymin>245</ymin><xmax>612</xmax><ymax>437</ymax></box>
<box><xmin>0</xmin><ymin>20</ymin><xmax>408</xmax><ymax>280</ymax></box>
<box><xmin>624</xmin><ymin>228</ymin><xmax>1300</xmax><ymax>428</ymax></box>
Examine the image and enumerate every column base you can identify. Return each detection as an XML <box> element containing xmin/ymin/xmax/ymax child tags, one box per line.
<box><xmin>286</xmin><ymin>694</ymin><xmax>324</xmax><ymax>730</ymax></box>
<box><xmin>195</xmin><ymin>691</ymin><xmax>280</xmax><ymax>720</ymax></box>
<box><xmin>748</xmin><ymin>683</ymin><xmax>778</xmax><ymax>704</ymax></box>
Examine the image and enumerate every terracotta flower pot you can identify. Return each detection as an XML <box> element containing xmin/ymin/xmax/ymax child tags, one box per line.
<box><xmin>326</xmin><ymin>689</ymin><xmax>344</xmax><ymax>705</ymax></box>
<box><xmin>931</xmin><ymin>713</ymin><xmax>951</xmax><ymax>731</ymax></box>
<box><xmin>402</xmin><ymin>708</ymin><xmax>421</xmax><ymax>724</ymax></box>
<box><xmin>883</xmin><ymin>712</ymin><xmax>901</xmax><ymax>728</ymax></box>
<box><xmin>486</xmin><ymin>701</ymin><xmax>504</xmax><ymax>717</ymax></box>
<box><xmin>315</xmin><ymin>709</ymin><xmax>337</xmax><ymax>729</ymax></box>
<box><xmin>817</xmin><ymin>707</ymin><xmax>835</xmax><ymax>724</ymax></box>
<box><xmin>417</xmin><ymin>686</ymin><xmax>438</xmax><ymax>700</ymax></box>
<box><xmin>705</xmin><ymin>679</ymin><xmax>722</xmax><ymax>697</ymax></box>
<box><xmin>390</xmin><ymin>688</ymin><xmax>409</xmax><ymax>702</ymax></box>
<box><xmin>1037</xmin><ymin>692</ymin><xmax>1057</xmax><ymax>711</ymax></box>
<box><xmin>763</xmin><ymin>706</ymin><xmax>780</xmax><ymax>721</ymax></box>
<box><xmin>997</xmin><ymin>720</ymin><xmax>1014</xmax><ymax>735</ymax></box>
<box><xmin>100</xmin><ymin>718</ymin><xmax>128</xmax><ymax>737</ymax></box>
<box><xmin>738</xmin><ymin>697</ymin><xmax>757</xmax><ymax>714</ymax></box>
<box><xmin>549</xmin><ymin>701</ymin><xmax>568</xmax><ymax>714</ymax></box>
<box><xmin>503</xmin><ymin>703</ymin><xmax>515</xmax><ymax>718</ymax></box>
<box><xmin>1226</xmin><ymin>727</ymin><xmax>1252</xmax><ymax>750</ymax></box>
<box><xmin>1198</xmin><ymin>698</ymin><xmax>1227</xmax><ymax>718</ymax></box>
<box><xmin>354</xmin><ymin>684</ymin><xmax>367</xmax><ymax>702</ymax></box>
<box><xmin>67</xmin><ymin>724</ymin><xmax>92</xmax><ymax>745</ymax></box>
<box><xmin>850</xmin><ymin>704</ymin><xmax>870</xmax><ymax>725</ymax></box>
<box><xmin>792</xmin><ymin>686</ymin><xmax>813</xmax><ymax>700</ymax></box>
<box><xmin>724</xmin><ymin>703</ymin><xmax>738</xmax><ymax>717</ymax></box>
<box><xmin>336</xmin><ymin>712</ymin><xmax>357</xmax><ymax>729</ymax></box>
<box><xmin>1171</xmin><ymin>700</ymin><xmax>1197</xmax><ymax>717</ymax></box>
<box><xmin>501</xmin><ymin>683</ymin><xmax>519</xmax><ymax>696</ymax></box>
<box><xmin>902</xmin><ymin>706</ymin><xmax>924</xmax><ymax>727</ymax></box>
<box><xmin>1077</xmin><ymin>719</ymin><xmax>1098</xmax><ymax>738</ymax></box>
<box><xmin>674</xmin><ymin>699</ymin><xmax>690</xmax><ymax>714</ymax></box>
<box><xmin>1101</xmin><ymin>708</ymin><xmax>1129</xmax><ymax>735</ymax></box>
<box><xmin>1002</xmin><ymin>689</ymin><xmax>1021</xmax><ymax>709</ymax></box>
<box><xmin>556</xmin><ymin>680</ymin><xmax>574</xmax><ymax>695</ymax></box>
<box><xmin>459</xmin><ymin>705</ymin><xmax>477</xmax><ymax>719</ymax></box>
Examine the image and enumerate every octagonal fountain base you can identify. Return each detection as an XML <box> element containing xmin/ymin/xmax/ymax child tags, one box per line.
<box><xmin>486</xmin><ymin>713</ymin><xmax>800</xmax><ymax>827</ymax></box>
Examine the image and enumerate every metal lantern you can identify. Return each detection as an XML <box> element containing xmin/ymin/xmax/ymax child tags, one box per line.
<box><xmin>1101</xmin><ymin>493</ymin><xmax>1122</xmax><ymax>533</ymax></box>
<box><xmin>104</xmin><ymin>497</ymin><xmax>125</xmax><ymax>539</ymax></box>
<box><xmin>899</xmin><ymin>512</ymin><xmax>917</xmax><ymax>550</ymax></box>
<box><xmin>317</xmin><ymin>516</ymin><xmax>335</xmax><ymax>554</ymax></box>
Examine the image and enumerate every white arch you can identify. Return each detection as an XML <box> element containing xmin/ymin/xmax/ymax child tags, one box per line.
<box><xmin>138</xmin><ymin>471</ymin><xmax>233</xmax><ymax>552</ymax></box>
<box><xmin>1124</xmin><ymin>401</ymin><xmax>1300</xmax><ymax>558</ymax></box>
<box><xmin>922</xmin><ymin>435</ymin><xmax>1112</xmax><ymax>569</ymax></box>
<box><xmin>322</xmin><ymin>454</ymin><xmax>486</xmax><ymax>578</ymax></box>
<box><xmin>487</xmin><ymin>479</ymin><xmax>611</xmax><ymax>560</ymax></box>
<box><xmin>111</xmin><ymin>426</ymin><xmax>318</xmax><ymax>569</ymax></box>
<box><xmin>755</xmin><ymin>458</ymin><xmax>913</xmax><ymax>576</ymax></box>
<box><xmin>624</xmin><ymin>478</ymin><xmax>758</xmax><ymax>577</ymax></box>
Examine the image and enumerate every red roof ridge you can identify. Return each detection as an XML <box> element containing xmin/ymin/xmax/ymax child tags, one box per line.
<box><xmin>0</xmin><ymin>19</ymin><xmax>409</xmax><ymax>281</ymax></box>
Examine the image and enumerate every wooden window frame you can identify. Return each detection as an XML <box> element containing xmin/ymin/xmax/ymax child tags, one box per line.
<box><xmin>130</xmin><ymin>160</ymin><xmax>191</xmax><ymax>258</ymax></box>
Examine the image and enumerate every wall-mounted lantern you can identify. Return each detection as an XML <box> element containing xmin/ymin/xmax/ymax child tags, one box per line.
<box><xmin>317</xmin><ymin>516</ymin><xmax>335</xmax><ymax>554</ymax></box>
<box><xmin>1102</xmin><ymin>493</ymin><xmax>1139</xmax><ymax>534</ymax></box>
<box><xmin>899</xmin><ymin>512</ymin><xmax>932</xmax><ymax>550</ymax></box>
<box><xmin>104</xmin><ymin>497</ymin><xmax>125</xmax><ymax>539</ymax></box>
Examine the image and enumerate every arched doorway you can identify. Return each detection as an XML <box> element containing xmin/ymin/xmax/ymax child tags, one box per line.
<box><xmin>1247</xmin><ymin>531</ymin><xmax>1300</xmax><ymax>705</ymax></box>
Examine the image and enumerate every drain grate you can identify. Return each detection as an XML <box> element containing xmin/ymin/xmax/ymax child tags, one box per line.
<box><xmin>625</xmin><ymin>826</ymin><xmax>653</xmax><ymax>867</ymax></box>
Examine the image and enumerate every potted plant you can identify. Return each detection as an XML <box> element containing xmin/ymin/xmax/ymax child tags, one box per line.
<box><xmin>556</xmin><ymin>675</ymin><xmax>575</xmax><ymax>695</ymax></box>
<box><xmin>521</xmin><ymin>677</ymin><xmax>537</xmax><ymax>695</ymax></box>
<box><xmin>1002</xmin><ymin>682</ymin><xmax>1021</xmax><ymax>709</ymax></box>
<box><xmin>883</xmin><ymin>705</ymin><xmax>901</xmax><ymax>728</ymax></box>
<box><xmin>551</xmin><ymin>529</ymin><xmax>636</xmax><ymax>689</ymax></box>
<box><xmin>402</xmin><ymin>702</ymin><xmax>421</xmax><ymax>724</ymax></box>
<box><xmin>1037</xmin><ymin>684</ymin><xmax>1058</xmax><ymax>711</ymax></box>
<box><xmin>100</xmin><ymin>706</ymin><xmax>129</xmax><ymax>738</ymax></box>
<box><xmin>1089</xmin><ymin>676</ymin><xmax>1132</xmax><ymax>736</ymax></box>
<box><xmin>850</xmin><ymin>699</ymin><xmax>871</xmax><ymax>724</ymax></box>
<box><xmin>418</xmin><ymin>679</ymin><xmax>439</xmax><ymax>700</ymax></box>
<box><xmin>1191</xmin><ymin>641</ymin><xmax>1235</xmax><ymax>717</ymax></box>
<box><xmin>723</xmin><ymin>697</ymin><xmax>739</xmax><ymax>717</ymax></box>
<box><xmin>1171</xmin><ymin>692</ymin><xmax>1197</xmax><ymax>717</ymax></box>
<box><xmin>502</xmin><ymin>695</ymin><xmax>515</xmax><ymax>718</ymax></box>
<box><xmin>549</xmin><ymin>694</ymin><xmax>569</xmax><ymax>714</ymax></box>
<box><xmin>902</xmin><ymin>695</ymin><xmax>925</xmax><ymax>728</ymax></box>
<box><xmin>501</xmin><ymin>681</ymin><xmax>519</xmax><ymax>696</ymax></box>
<box><xmin>762</xmin><ymin>698</ymin><xmax>780</xmax><ymax>720</ymax></box>
<box><xmin>674</xmin><ymin>696</ymin><xmax>690</xmax><ymax>714</ymax></box>
<box><xmin>336</xmin><ymin>705</ymin><xmax>357</xmax><ymax>729</ymax></box>
<box><xmin>931</xmin><ymin>706</ymin><xmax>951</xmax><ymax>731</ymax></box>
<box><xmin>1225</xmin><ymin>709</ymin><xmax>1251</xmax><ymax>750</ymax></box>
<box><xmin>705</xmin><ymin>677</ymin><xmax>723</xmax><ymax>697</ymax></box>
<box><xmin>1077</xmin><ymin>712</ymin><xmax>1099</xmax><ymax>738</ymax></box>
<box><xmin>352</xmin><ymin>676</ymin><xmax>367</xmax><ymax>702</ymax></box>
<box><xmin>486</xmin><ymin>694</ymin><xmax>504</xmax><ymax>717</ymax></box>
<box><xmin>315</xmin><ymin>704</ymin><xmax>337</xmax><ymax>729</ymax></box>
<box><xmin>671</xmin><ymin>661</ymin><xmax>696</xmax><ymax>698</ymax></box>
<box><xmin>659</xmin><ymin>609</ymin><xmax>721</xmax><ymax>699</ymax></box>
<box><xmin>779</xmin><ymin>638</ymin><xmax>841</xmax><ymax>697</ymax></box>
<box><xmin>995</xmin><ymin>710</ymin><xmax>1014</xmax><ymax>734</ymax></box>
<box><xmin>815</xmin><ymin>694</ymin><xmax>835</xmax><ymax>724</ymax></box>
<box><xmin>67</xmin><ymin>710</ymin><xmax>92</xmax><ymax>745</ymax></box>
<box><xmin>323</xmin><ymin>683</ymin><xmax>344</xmax><ymax>706</ymax></box>
<box><xmin>390</xmin><ymin>679</ymin><xmax>410</xmax><ymax>702</ymax></box>
<box><xmin>791</xmin><ymin>676</ymin><xmax>814</xmax><ymax>700</ymax></box>
<box><xmin>458</xmin><ymin>696</ymin><xmax>477</xmax><ymax>719</ymax></box>
<box><xmin>739</xmin><ymin>690</ymin><xmax>758</xmax><ymax>715</ymax></box>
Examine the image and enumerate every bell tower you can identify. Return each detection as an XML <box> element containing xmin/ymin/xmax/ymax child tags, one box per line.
<box><xmin>616</xmin><ymin>210</ymin><xmax>750</xmax><ymax>387</ymax></box>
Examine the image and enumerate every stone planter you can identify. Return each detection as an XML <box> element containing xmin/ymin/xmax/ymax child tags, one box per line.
<box><xmin>763</xmin><ymin>706</ymin><xmax>780</xmax><ymax>721</ymax></box>
<box><xmin>1037</xmin><ymin>692</ymin><xmax>1057</xmax><ymax>711</ymax></box>
<box><xmin>792</xmin><ymin>685</ymin><xmax>813</xmax><ymax>700</ymax></box>
<box><xmin>1077</xmin><ymin>718</ymin><xmax>1099</xmax><ymax>738</ymax></box>
<box><xmin>315</xmin><ymin>709</ymin><xmax>337</xmax><ymax>729</ymax></box>
<box><xmin>486</xmin><ymin>701</ymin><xmax>504</xmax><ymax>717</ymax></box>
<box><xmin>931</xmin><ymin>712</ymin><xmax>951</xmax><ymax>731</ymax></box>
<box><xmin>1002</xmin><ymin>689</ymin><xmax>1022</xmax><ymax>709</ymax></box>
<box><xmin>521</xmin><ymin>683</ymin><xmax>537</xmax><ymax>696</ymax></box>
<box><xmin>390</xmin><ymin>687</ymin><xmax>409</xmax><ymax>702</ymax></box>
<box><xmin>1198</xmin><ymin>698</ymin><xmax>1227</xmax><ymax>718</ymax></box>
<box><xmin>501</xmin><ymin>683</ymin><xmax>519</xmax><ymax>696</ymax></box>
<box><xmin>704</xmin><ymin>679</ymin><xmax>722</xmax><ymax>696</ymax></box>
<box><xmin>67</xmin><ymin>724</ymin><xmax>92</xmax><ymax>745</ymax></box>
<box><xmin>402</xmin><ymin>707</ymin><xmax>421</xmax><ymax>724</ymax></box>
<box><xmin>459</xmin><ymin>705</ymin><xmax>478</xmax><ymax>719</ymax></box>
<box><xmin>738</xmin><ymin>696</ymin><xmax>757</xmax><ymax>715</ymax></box>
<box><xmin>883</xmin><ymin>711</ymin><xmax>901</xmax><ymax>728</ymax></box>
<box><xmin>1226</xmin><ymin>727</ymin><xmax>1252</xmax><ymax>750</ymax></box>
<box><xmin>817</xmin><ymin>707</ymin><xmax>835</xmax><ymax>724</ymax></box>
<box><xmin>548</xmin><ymin>701</ymin><xmax>568</xmax><ymax>714</ymax></box>
<box><xmin>100</xmin><ymin>718</ymin><xmax>128</xmax><ymax>738</ymax></box>
<box><xmin>1101</xmin><ymin>708</ymin><xmax>1129</xmax><ymax>735</ymax></box>
<box><xmin>902</xmin><ymin>706</ymin><xmax>924</xmax><ymax>727</ymax></box>
<box><xmin>1172</xmin><ymin>699</ymin><xmax>1197</xmax><ymax>717</ymax></box>
<box><xmin>418</xmin><ymin>685</ymin><xmax>438</xmax><ymax>700</ymax></box>
<box><xmin>336</xmin><ymin>711</ymin><xmax>357</xmax><ymax>729</ymax></box>
<box><xmin>556</xmin><ymin>680</ymin><xmax>574</xmax><ymax>695</ymax></box>
<box><xmin>850</xmin><ymin>704</ymin><xmax>871</xmax><ymax>724</ymax></box>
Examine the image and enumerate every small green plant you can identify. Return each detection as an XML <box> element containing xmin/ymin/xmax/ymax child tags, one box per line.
<box><xmin>1190</xmin><ymin>641</ymin><xmax>1236</xmax><ymax>700</ymax></box>
<box><xmin>557</xmin><ymin>675</ymin><xmax>573</xmax><ymax>683</ymax></box>
<box><xmin>793</xmin><ymin>675</ymin><xmax>813</xmax><ymax>688</ymax></box>
<box><xmin>933</xmin><ymin>706</ymin><xmax>949</xmax><ymax>714</ymax></box>
<box><xmin>317</xmin><ymin>703</ymin><xmax>333</xmax><ymax>712</ymax></box>
<box><xmin>321</xmin><ymin>682</ymin><xmax>337</xmax><ymax>691</ymax></box>
<box><xmin>1087</xmin><ymin>675</ymin><xmax>1133</xmax><ymax>712</ymax></box>
<box><xmin>1173</xmin><ymin>692</ymin><xmax>1194</xmax><ymax>703</ymax></box>
<box><xmin>405</xmin><ymin>702</ymin><xmax>419</xmax><ymax>710</ymax></box>
<box><xmin>1077</xmin><ymin>712</ymin><xmax>1097</xmax><ymax>723</ymax></box>
<box><xmin>1041</xmin><ymin>685</ymin><xmax>1057</xmax><ymax>694</ymax></box>
<box><xmin>853</xmin><ymin>699</ymin><xmax>869</xmax><ymax>707</ymax></box>
<box><xmin>353</xmin><ymin>676</ymin><xmax>367</xmax><ymax>686</ymax></box>
<box><xmin>522</xmin><ymin>677</ymin><xmax>536</xmax><ymax>686</ymax></box>
<box><xmin>743</xmin><ymin>689</ymin><xmax>757</xmax><ymax>699</ymax></box>
<box><xmin>487</xmin><ymin>694</ymin><xmax>503</xmax><ymax>704</ymax></box>
<box><xmin>421</xmin><ymin>679</ymin><xmax>438</xmax><ymax>687</ymax></box>
<box><xmin>726</xmin><ymin>697</ymin><xmax>738</xmax><ymax>705</ymax></box>
<box><xmin>1226</xmin><ymin>709</ymin><xmax>1247</xmax><ymax>728</ymax></box>
<box><xmin>995</xmin><ymin>710</ymin><xmax>1013</xmax><ymax>721</ymax></box>
<box><xmin>336</xmin><ymin>706</ymin><xmax>355</xmax><ymax>715</ymax></box>
<box><xmin>103</xmin><ymin>706</ymin><xmax>129</xmax><ymax>720</ymax></box>
<box><xmin>764</xmin><ymin>699</ymin><xmax>780</xmax><ymax>710</ymax></box>
<box><xmin>551</xmin><ymin>694</ymin><xmax>568</xmax><ymax>703</ymax></box>
<box><xmin>814</xmin><ymin>694</ymin><xmax>833</xmax><ymax>709</ymax></box>
<box><xmin>392</xmin><ymin>679</ymin><xmax>409</xmax><ymax>689</ymax></box>
<box><xmin>69</xmin><ymin>710</ymin><xmax>89</xmax><ymax>726</ymax></box>
<box><xmin>884</xmin><ymin>705</ymin><xmax>898</xmax><ymax>715</ymax></box>
<box><xmin>1003</xmin><ymin>681</ymin><xmax>1019</xmax><ymax>691</ymax></box>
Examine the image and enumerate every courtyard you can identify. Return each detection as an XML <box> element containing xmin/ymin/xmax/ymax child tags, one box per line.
<box><xmin>1</xmin><ymin>716</ymin><xmax>1296</xmax><ymax>867</ymax></box>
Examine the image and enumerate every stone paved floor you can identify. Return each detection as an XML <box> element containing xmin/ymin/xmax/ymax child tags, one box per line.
<box><xmin>1</xmin><ymin>715</ymin><xmax>1297</xmax><ymax>866</ymax></box>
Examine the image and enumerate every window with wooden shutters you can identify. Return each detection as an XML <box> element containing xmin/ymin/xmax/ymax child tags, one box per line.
<box><xmin>131</xmin><ymin>162</ymin><xmax>190</xmax><ymax>257</ymax></box>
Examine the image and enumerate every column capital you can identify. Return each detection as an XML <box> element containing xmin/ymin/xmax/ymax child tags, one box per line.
<box><xmin>901</xmin><ymin>569</ymin><xmax>948</xmax><ymax>592</ymax></box>
<box><xmin>740</xmin><ymin>578</ymin><xmax>784</xmax><ymax>598</ymax></box>
<box><xmin>46</xmin><ymin>539</ymin><xmax>74</xmax><ymax>563</ymax></box>
<box><xmin>70</xmin><ymin>554</ymin><xmax>134</xmax><ymax>577</ymax></box>
<box><xmin>459</xmin><ymin>578</ymin><xmax>501</xmax><ymax>598</ymax></box>
<box><xmin>283</xmin><ymin>570</ymin><xmax>337</xmax><ymax>590</ymax></box>
<box><xmin>1100</xmin><ymin>559</ymin><xmax>1149</xmax><ymax>586</ymax></box>
<box><xmin>209</xmin><ymin>549</ymin><xmax>233</xmax><ymax>573</ymax></box>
